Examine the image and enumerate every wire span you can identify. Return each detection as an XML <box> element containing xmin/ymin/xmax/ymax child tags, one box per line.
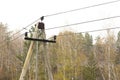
<box><xmin>7</xmin><ymin>0</ymin><xmax>120</xmax><ymax>38</ymax></box>
<box><xmin>58</xmin><ymin>26</ymin><xmax>120</xmax><ymax>37</ymax></box>
<box><xmin>45</xmin><ymin>0</ymin><xmax>120</xmax><ymax>17</ymax></box>
<box><xmin>0</xmin><ymin>0</ymin><xmax>120</xmax><ymax>48</ymax></box>
<box><xmin>45</xmin><ymin>16</ymin><xmax>120</xmax><ymax>30</ymax></box>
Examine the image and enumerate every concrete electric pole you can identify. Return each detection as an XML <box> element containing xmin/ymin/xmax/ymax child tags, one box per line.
<box><xmin>19</xmin><ymin>18</ymin><xmax>56</xmax><ymax>80</ymax></box>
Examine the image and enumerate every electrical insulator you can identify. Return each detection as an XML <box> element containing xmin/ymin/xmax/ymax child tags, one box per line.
<box><xmin>35</xmin><ymin>24</ymin><xmax>37</xmax><ymax>27</ymax></box>
<box><xmin>54</xmin><ymin>35</ymin><xmax>57</xmax><ymax>41</ymax></box>
<box><xmin>40</xmin><ymin>16</ymin><xmax>44</xmax><ymax>21</ymax></box>
<box><xmin>38</xmin><ymin>22</ymin><xmax>45</xmax><ymax>30</ymax></box>
<box><xmin>25</xmin><ymin>32</ymin><xmax>28</xmax><ymax>38</ymax></box>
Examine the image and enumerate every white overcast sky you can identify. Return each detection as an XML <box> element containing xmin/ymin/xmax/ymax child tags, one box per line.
<box><xmin>0</xmin><ymin>0</ymin><xmax>120</xmax><ymax>38</ymax></box>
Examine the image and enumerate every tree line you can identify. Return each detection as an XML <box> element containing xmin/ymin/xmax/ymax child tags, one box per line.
<box><xmin>0</xmin><ymin>23</ymin><xmax>120</xmax><ymax>80</ymax></box>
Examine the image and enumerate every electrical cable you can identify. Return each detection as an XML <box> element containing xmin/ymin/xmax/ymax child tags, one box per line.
<box><xmin>24</xmin><ymin>15</ymin><xmax>120</xmax><ymax>33</ymax></box>
<box><xmin>1</xmin><ymin>24</ymin><xmax>120</xmax><ymax>49</ymax></box>
<box><xmin>9</xmin><ymin>18</ymin><xmax>40</xmax><ymax>37</ymax></box>
<box><xmin>1</xmin><ymin>15</ymin><xmax>120</xmax><ymax>48</ymax></box>
<box><xmin>45</xmin><ymin>16</ymin><xmax>120</xmax><ymax>30</ymax></box>
<box><xmin>1</xmin><ymin>1</ymin><xmax>120</xmax><ymax>76</ymax></box>
<box><xmin>5</xmin><ymin>0</ymin><xmax>120</xmax><ymax>39</ymax></box>
<box><xmin>1</xmin><ymin>14</ymin><xmax>119</xmax><ymax>48</ymax></box>
<box><xmin>0</xmin><ymin>18</ymin><xmax>40</xmax><ymax>44</ymax></box>
<box><xmin>45</xmin><ymin>0</ymin><xmax>120</xmax><ymax>17</ymax></box>
<box><xmin>1</xmin><ymin>15</ymin><xmax>120</xmax><ymax>46</ymax></box>
<box><xmin>58</xmin><ymin>26</ymin><xmax>120</xmax><ymax>37</ymax></box>
<box><xmin>0</xmin><ymin>0</ymin><xmax>120</xmax><ymax>48</ymax></box>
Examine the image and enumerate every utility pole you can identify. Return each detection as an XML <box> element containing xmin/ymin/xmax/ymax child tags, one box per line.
<box><xmin>35</xmin><ymin>29</ymin><xmax>39</xmax><ymax>80</ymax></box>
<box><xmin>19</xmin><ymin>26</ymin><xmax>38</xmax><ymax>80</ymax></box>
<box><xmin>43</xmin><ymin>40</ymin><xmax>54</xmax><ymax>80</ymax></box>
<box><xmin>19</xmin><ymin>18</ymin><xmax>56</xmax><ymax>80</ymax></box>
<box><xmin>107</xmin><ymin>30</ymin><xmax>111</xmax><ymax>80</ymax></box>
<box><xmin>36</xmin><ymin>21</ymin><xmax>55</xmax><ymax>80</ymax></box>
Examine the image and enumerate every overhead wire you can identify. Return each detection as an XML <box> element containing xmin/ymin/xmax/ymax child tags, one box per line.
<box><xmin>45</xmin><ymin>16</ymin><xmax>120</xmax><ymax>30</ymax></box>
<box><xmin>44</xmin><ymin>0</ymin><xmax>120</xmax><ymax>17</ymax></box>
<box><xmin>1</xmin><ymin>1</ymin><xmax>120</xmax><ymax>76</ymax></box>
<box><xmin>0</xmin><ymin>15</ymin><xmax>120</xmax><ymax>48</ymax></box>
<box><xmin>58</xmin><ymin>26</ymin><xmax>120</xmax><ymax>37</ymax></box>
<box><xmin>1</xmin><ymin>26</ymin><xmax>120</xmax><ymax>52</ymax></box>
<box><xmin>7</xmin><ymin>18</ymin><xmax>40</xmax><ymax>38</ymax></box>
<box><xmin>0</xmin><ymin>0</ymin><xmax>120</xmax><ymax>48</ymax></box>
<box><xmin>0</xmin><ymin>15</ymin><xmax>120</xmax><ymax>45</ymax></box>
<box><xmin>0</xmin><ymin>18</ymin><xmax>40</xmax><ymax>44</ymax></box>
<box><xmin>4</xmin><ymin>0</ymin><xmax>120</xmax><ymax>39</ymax></box>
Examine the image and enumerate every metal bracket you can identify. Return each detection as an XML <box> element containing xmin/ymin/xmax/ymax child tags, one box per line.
<box><xmin>24</xmin><ymin>37</ymin><xmax>56</xmax><ymax>43</ymax></box>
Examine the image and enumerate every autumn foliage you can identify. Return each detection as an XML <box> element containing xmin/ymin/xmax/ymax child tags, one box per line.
<box><xmin>1</xmin><ymin>23</ymin><xmax>120</xmax><ymax>80</ymax></box>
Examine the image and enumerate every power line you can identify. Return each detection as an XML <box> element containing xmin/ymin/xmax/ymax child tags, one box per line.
<box><xmin>44</xmin><ymin>0</ymin><xmax>120</xmax><ymax>17</ymax></box>
<box><xmin>9</xmin><ymin>18</ymin><xmax>40</xmax><ymax>37</ymax></box>
<box><xmin>10</xmin><ymin>33</ymin><xmax>24</xmax><ymax>42</ymax></box>
<box><xmin>1</xmin><ymin>22</ymin><xmax>120</xmax><ymax>53</ymax></box>
<box><xmin>1</xmin><ymin>26</ymin><xmax>120</xmax><ymax>51</ymax></box>
<box><xmin>0</xmin><ymin>18</ymin><xmax>40</xmax><ymax>44</ymax></box>
<box><xmin>57</xmin><ymin>26</ymin><xmax>120</xmax><ymax>37</ymax></box>
<box><xmin>81</xmin><ymin>27</ymin><xmax>120</xmax><ymax>33</ymax></box>
<box><xmin>45</xmin><ymin>16</ymin><xmax>120</xmax><ymax>30</ymax></box>
<box><xmin>6</xmin><ymin>0</ymin><xmax>120</xmax><ymax>39</ymax></box>
<box><xmin>4</xmin><ymin>14</ymin><xmax>119</xmax><ymax>46</ymax></box>
<box><xmin>24</xmin><ymin>16</ymin><xmax>120</xmax><ymax>39</ymax></box>
<box><xmin>0</xmin><ymin>0</ymin><xmax>120</xmax><ymax>48</ymax></box>
<box><xmin>1</xmin><ymin>15</ymin><xmax>120</xmax><ymax>46</ymax></box>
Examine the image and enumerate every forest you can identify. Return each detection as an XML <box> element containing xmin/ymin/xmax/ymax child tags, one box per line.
<box><xmin>1</xmin><ymin>22</ymin><xmax>120</xmax><ymax>80</ymax></box>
